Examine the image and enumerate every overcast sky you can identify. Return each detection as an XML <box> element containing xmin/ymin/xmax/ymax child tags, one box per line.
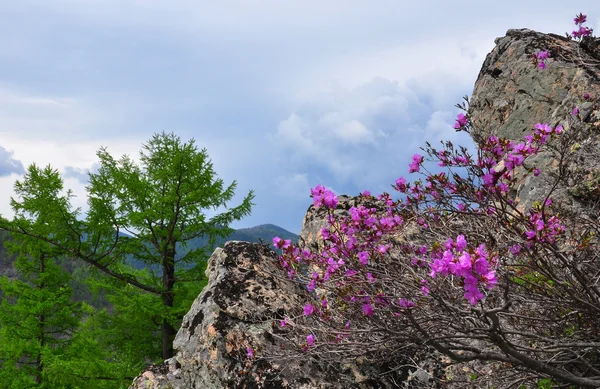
<box><xmin>0</xmin><ymin>1</ymin><xmax>598</xmax><ymax>234</ymax></box>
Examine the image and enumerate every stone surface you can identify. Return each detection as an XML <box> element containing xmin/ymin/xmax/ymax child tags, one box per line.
<box><xmin>129</xmin><ymin>241</ymin><xmax>381</xmax><ymax>389</ymax></box>
<box><xmin>469</xmin><ymin>29</ymin><xmax>600</xmax><ymax>143</ymax></box>
<box><xmin>469</xmin><ymin>29</ymin><xmax>600</xmax><ymax>212</ymax></box>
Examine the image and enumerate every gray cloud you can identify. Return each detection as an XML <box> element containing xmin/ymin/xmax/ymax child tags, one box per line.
<box><xmin>272</xmin><ymin>75</ymin><xmax>476</xmax><ymax>196</ymax></box>
<box><xmin>63</xmin><ymin>162</ymin><xmax>100</xmax><ymax>184</ymax></box>
<box><xmin>0</xmin><ymin>145</ymin><xmax>24</xmax><ymax>176</ymax></box>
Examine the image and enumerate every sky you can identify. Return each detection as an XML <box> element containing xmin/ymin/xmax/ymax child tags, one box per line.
<box><xmin>0</xmin><ymin>1</ymin><xmax>598</xmax><ymax>234</ymax></box>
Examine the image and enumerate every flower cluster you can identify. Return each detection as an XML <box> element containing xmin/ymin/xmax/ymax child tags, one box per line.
<box><xmin>571</xmin><ymin>13</ymin><xmax>593</xmax><ymax>39</ymax></box>
<box><xmin>408</xmin><ymin>153</ymin><xmax>424</xmax><ymax>173</ymax></box>
<box><xmin>429</xmin><ymin>236</ymin><xmax>498</xmax><ymax>305</ymax></box>
<box><xmin>310</xmin><ymin>184</ymin><xmax>338</xmax><ymax>209</ymax></box>
<box><xmin>273</xmin><ymin>113</ymin><xmax>568</xmax><ymax>349</ymax></box>
<box><xmin>275</xmin><ymin>192</ymin><xmax>405</xmax><ymax>327</ymax></box>
<box><xmin>453</xmin><ymin>113</ymin><xmax>469</xmax><ymax>131</ymax></box>
<box><xmin>535</xmin><ymin>50</ymin><xmax>550</xmax><ymax>69</ymax></box>
<box><xmin>524</xmin><ymin>201</ymin><xmax>565</xmax><ymax>245</ymax></box>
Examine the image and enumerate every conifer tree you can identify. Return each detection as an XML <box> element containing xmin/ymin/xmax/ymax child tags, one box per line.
<box><xmin>2</xmin><ymin>132</ymin><xmax>255</xmax><ymax>360</ymax></box>
<box><xmin>0</xmin><ymin>166</ymin><xmax>130</xmax><ymax>388</ymax></box>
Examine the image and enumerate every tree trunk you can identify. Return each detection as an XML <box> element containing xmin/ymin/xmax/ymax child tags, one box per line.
<box><xmin>35</xmin><ymin>254</ymin><xmax>46</xmax><ymax>385</ymax></box>
<box><xmin>161</xmin><ymin>250</ymin><xmax>176</xmax><ymax>360</ymax></box>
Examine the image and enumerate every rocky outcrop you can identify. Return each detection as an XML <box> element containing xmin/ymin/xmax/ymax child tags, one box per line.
<box><xmin>469</xmin><ymin>29</ymin><xmax>600</xmax><ymax>211</ymax></box>
<box><xmin>469</xmin><ymin>29</ymin><xmax>600</xmax><ymax>142</ymax></box>
<box><xmin>129</xmin><ymin>241</ymin><xmax>381</xmax><ymax>389</ymax></box>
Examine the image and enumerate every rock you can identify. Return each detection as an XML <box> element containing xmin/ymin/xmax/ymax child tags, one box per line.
<box><xmin>130</xmin><ymin>241</ymin><xmax>376</xmax><ymax>388</ymax></box>
<box><xmin>469</xmin><ymin>29</ymin><xmax>600</xmax><ymax>212</ymax></box>
<box><xmin>469</xmin><ymin>29</ymin><xmax>600</xmax><ymax>143</ymax></box>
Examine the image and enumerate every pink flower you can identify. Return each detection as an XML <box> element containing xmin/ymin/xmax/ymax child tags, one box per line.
<box><xmin>574</xmin><ymin>13</ymin><xmax>587</xmax><ymax>25</ymax></box>
<box><xmin>455</xmin><ymin>235</ymin><xmax>467</xmax><ymax>251</ymax></box>
<box><xmin>535</xmin><ymin>51</ymin><xmax>550</xmax><ymax>69</ymax></box>
<box><xmin>509</xmin><ymin>244</ymin><xmax>522</xmax><ymax>255</ymax></box>
<box><xmin>395</xmin><ymin>176</ymin><xmax>407</xmax><ymax>192</ymax></box>
<box><xmin>409</xmin><ymin>154</ymin><xmax>423</xmax><ymax>173</ymax></box>
<box><xmin>398</xmin><ymin>298</ymin><xmax>414</xmax><ymax>309</ymax></box>
<box><xmin>483</xmin><ymin>271</ymin><xmax>498</xmax><ymax>289</ymax></box>
<box><xmin>377</xmin><ymin>245</ymin><xmax>389</xmax><ymax>254</ymax></box>
<box><xmin>303</xmin><ymin>304</ymin><xmax>315</xmax><ymax>316</ymax></box>
<box><xmin>247</xmin><ymin>347</ymin><xmax>254</xmax><ymax>358</ymax></box>
<box><xmin>345</xmin><ymin>269</ymin><xmax>358</xmax><ymax>277</ymax></box>
<box><xmin>273</xmin><ymin>236</ymin><xmax>283</xmax><ymax>249</ymax></box>
<box><xmin>453</xmin><ymin>113</ymin><xmax>468</xmax><ymax>130</ymax></box>
<box><xmin>474</xmin><ymin>257</ymin><xmax>490</xmax><ymax>275</ymax></box>
<box><xmin>306</xmin><ymin>334</ymin><xmax>315</xmax><ymax>346</ymax></box>
<box><xmin>482</xmin><ymin>173</ymin><xmax>495</xmax><ymax>186</ymax></box>
<box><xmin>572</xmin><ymin>106</ymin><xmax>579</xmax><ymax>116</ymax></box>
<box><xmin>357</xmin><ymin>251</ymin><xmax>369</xmax><ymax>266</ymax></box>
<box><xmin>536</xmin><ymin>50</ymin><xmax>550</xmax><ymax>60</ymax></box>
<box><xmin>362</xmin><ymin>303</ymin><xmax>375</xmax><ymax>316</ymax></box>
<box><xmin>420</xmin><ymin>279</ymin><xmax>429</xmax><ymax>296</ymax></box>
<box><xmin>464</xmin><ymin>287</ymin><xmax>484</xmax><ymax>305</ymax></box>
<box><xmin>310</xmin><ymin>185</ymin><xmax>338</xmax><ymax>209</ymax></box>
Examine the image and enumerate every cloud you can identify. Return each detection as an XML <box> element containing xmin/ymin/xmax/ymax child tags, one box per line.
<box><xmin>0</xmin><ymin>145</ymin><xmax>24</xmax><ymax>177</ymax></box>
<box><xmin>63</xmin><ymin>162</ymin><xmax>101</xmax><ymax>184</ymax></box>
<box><xmin>272</xmin><ymin>73</ymin><xmax>477</xmax><ymax>195</ymax></box>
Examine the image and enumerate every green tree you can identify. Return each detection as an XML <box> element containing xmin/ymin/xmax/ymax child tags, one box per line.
<box><xmin>2</xmin><ymin>132</ymin><xmax>255</xmax><ymax>360</ymax></box>
<box><xmin>0</xmin><ymin>251</ymin><xmax>80</xmax><ymax>388</ymax></box>
<box><xmin>0</xmin><ymin>165</ymin><xmax>130</xmax><ymax>388</ymax></box>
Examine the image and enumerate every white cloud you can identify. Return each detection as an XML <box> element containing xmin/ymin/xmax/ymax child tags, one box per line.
<box><xmin>334</xmin><ymin>120</ymin><xmax>373</xmax><ymax>145</ymax></box>
<box><xmin>272</xmin><ymin>71</ymin><xmax>478</xmax><ymax>188</ymax></box>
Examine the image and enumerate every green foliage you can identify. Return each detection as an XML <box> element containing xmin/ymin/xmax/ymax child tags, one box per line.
<box><xmin>1</xmin><ymin>131</ymin><xmax>255</xmax><ymax>367</ymax></box>
<box><xmin>537</xmin><ymin>378</ymin><xmax>555</xmax><ymax>388</ymax></box>
<box><xmin>83</xmin><ymin>131</ymin><xmax>254</xmax><ymax>358</ymax></box>
<box><xmin>0</xmin><ymin>166</ymin><xmax>84</xmax><ymax>387</ymax></box>
<box><xmin>0</xmin><ymin>234</ymin><xmax>131</xmax><ymax>387</ymax></box>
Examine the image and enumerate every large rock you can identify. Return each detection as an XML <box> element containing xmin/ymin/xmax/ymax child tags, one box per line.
<box><xmin>469</xmin><ymin>29</ymin><xmax>600</xmax><ymax>142</ymax></box>
<box><xmin>129</xmin><ymin>241</ymin><xmax>378</xmax><ymax>389</ymax></box>
<box><xmin>469</xmin><ymin>29</ymin><xmax>600</xmax><ymax>211</ymax></box>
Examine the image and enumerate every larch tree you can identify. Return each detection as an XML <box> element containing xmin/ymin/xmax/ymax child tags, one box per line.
<box><xmin>2</xmin><ymin>131</ymin><xmax>255</xmax><ymax>360</ymax></box>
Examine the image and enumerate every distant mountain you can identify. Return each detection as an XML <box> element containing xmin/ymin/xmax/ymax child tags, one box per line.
<box><xmin>179</xmin><ymin>224</ymin><xmax>298</xmax><ymax>258</ymax></box>
<box><xmin>122</xmin><ymin>224</ymin><xmax>298</xmax><ymax>270</ymax></box>
<box><xmin>227</xmin><ymin>224</ymin><xmax>299</xmax><ymax>246</ymax></box>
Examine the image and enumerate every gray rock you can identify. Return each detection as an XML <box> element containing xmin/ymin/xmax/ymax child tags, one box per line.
<box><xmin>130</xmin><ymin>241</ymin><xmax>373</xmax><ymax>388</ymax></box>
<box><xmin>469</xmin><ymin>29</ymin><xmax>600</xmax><ymax>213</ymax></box>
